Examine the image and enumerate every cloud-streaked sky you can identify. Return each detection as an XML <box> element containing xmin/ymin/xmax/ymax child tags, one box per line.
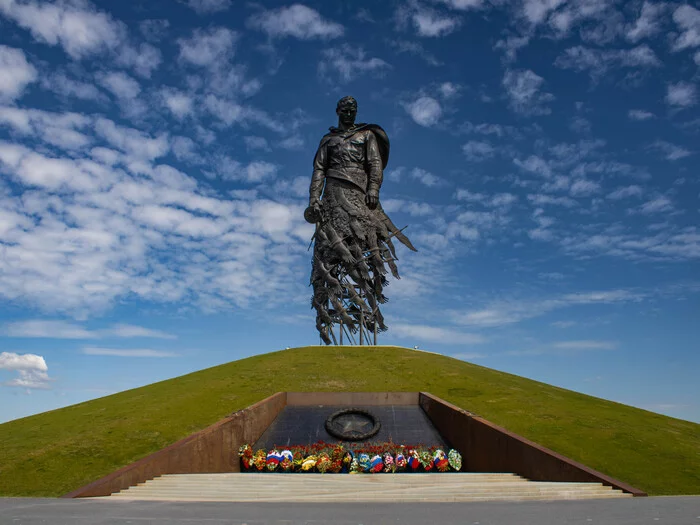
<box><xmin>1</xmin><ymin>0</ymin><xmax>698</xmax><ymax>424</ymax></box>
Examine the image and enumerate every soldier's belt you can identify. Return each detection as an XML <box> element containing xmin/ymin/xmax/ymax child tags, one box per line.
<box><xmin>326</xmin><ymin>169</ymin><xmax>367</xmax><ymax>193</ymax></box>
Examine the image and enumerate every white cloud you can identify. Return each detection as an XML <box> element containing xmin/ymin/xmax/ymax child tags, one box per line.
<box><xmin>405</xmin><ymin>96</ymin><xmax>442</xmax><ymax>126</ymax></box>
<box><xmin>319</xmin><ymin>45</ymin><xmax>390</xmax><ymax>82</ymax></box>
<box><xmin>203</xmin><ymin>95</ymin><xmax>285</xmax><ymax>132</ymax></box>
<box><xmin>178</xmin><ymin>27</ymin><xmax>237</xmax><ymax>67</ymax></box>
<box><xmin>382</xmin><ymin>199</ymin><xmax>434</xmax><ymax>217</ymax></box>
<box><xmin>494</xmin><ymin>34</ymin><xmax>531</xmax><ymax>62</ymax></box>
<box><xmin>160</xmin><ymin>88</ymin><xmax>193</xmax><ymax>119</ymax></box>
<box><xmin>607</xmin><ymin>185</ymin><xmax>643</xmax><ymax>200</ymax></box>
<box><xmin>410</xmin><ymin>167</ymin><xmax>443</xmax><ymax>187</ymax></box>
<box><xmin>0</xmin><ymin>107</ymin><xmax>94</xmax><ymax>152</ymax></box>
<box><xmin>41</xmin><ymin>72</ymin><xmax>103</xmax><ymax>101</ymax></box>
<box><xmin>0</xmin><ymin>145</ymin><xmax>111</xmax><ymax>192</ymax></box>
<box><xmin>666</xmin><ymin>82</ymin><xmax>697</xmax><ymax>108</ymax></box>
<box><xmin>247</xmin><ymin>4</ymin><xmax>344</xmax><ymax>40</ymax></box>
<box><xmin>628</xmin><ymin>109</ymin><xmax>654</xmax><ymax>121</ymax></box>
<box><xmin>569</xmin><ymin>179</ymin><xmax>600</xmax><ymax>197</ymax></box>
<box><xmin>184</xmin><ymin>0</ymin><xmax>231</xmax><ymax>14</ymax></box>
<box><xmin>437</xmin><ymin>0</ymin><xmax>484</xmax><ymax>10</ymax></box>
<box><xmin>104</xmin><ymin>324</ymin><xmax>176</xmax><ymax>339</ymax></box>
<box><xmin>0</xmin><ymin>351</ymin><xmax>47</xmax><ymax>371</ymax></box>
<box><xmin>462</xmin><ymin>140</ymin><xmax>495</xmax><ymax>161</ymax></box>
<box><xmin>3</xmin><ymin>320</ymin><xmax>176</xmax><ymax>339</ymax></box>
<box><xmin>552</xmin><ymin>340</ymin><xmax>616</xmax><ymax>350</ymax></box>
<box><xmin>244</xmin><ymin>136</ymin><xmax>270</xmax><ymax>152</ymax></box>
<box><xmin>3</xmin><ymin>320</ymin><xmax>93</xmax><ymax>338</ymax></box>
<box><xmin>452</xmin><ymin>289</ymin><xmax>643</xmax><ymax>327</ymax></box>
<box><xmin>216</xmin><ymin>158</ymin><xmax>278</xmax><ymax>183</ymax></box>
<box><xmin>639</xmin><ymin>196</ymin><xmax>673</xmax><ymax>214</ymax></box>
<box><xmin>561</xmin><ymin>228</ymin><xmax>700</xmax><ymax>261</ymax></box>
<box><xmin>548</xmin><ymin>0</ymin><xmax>619</xmax><ymax>40</ymax></box>
<box><xmin>389</xmin><ymin>39</ymin><xmax>442</xmax><ymax>66</ymax></box>
<box><xmin>555</xmin><ymin>45</ymin><xmax>661</xmax><ymax>80</ymax></box>
<box><xmin>94</xmin><ymin>118</ymin><xmax>169</xmax><ymax>160</ymax></box>
<box><xmin>652</xmin><ymin>140</ymin><xmax>692</xmax><ymax>161</ymax></box>
<box><xmin>626</xmin><ymin>1</ymin><xmax>667</xmax><ymax>42</ymax></box>
<box><xmin>391</xmin><ymin>323</ymin><xmax>486</xmax><ymax>344</ymax></box>
<box><xmin>502</xmin><ymin>69</ymin><xmax>554</xmax><ymax>116</ymax></box>
<box><xmin>116</xmin><ymin>42</ymin><xmax>162</xmax><ymax>78</ymax></box>
<box><xmin>0</xmin><ymin>352</ymin><xmax>50</xmax><ymax>389</ymax></box>
<box><xmin>514</xmin><ymin>155</ymin><xmax>552</xmax><ymax>177</ymax></box>
<box><xmin>438</xmin><ymin>82</ymin><xmax>459</xmax><ymax>99</ymax></box>
<box><xmin>97</xmin><ymin>71</ymin><xmax>140</xmax><ymax>100</ymax></box>
<box><xmin>527</xmin><ymin>194</ymin><xmax>577</xmax><ymax>207</ymax></box>
<box><xmin>279</xmin><ymin>136</ymin><xmax>304</xmax><ymax>150</ymax></box>
<box><xmin>520</xmin><ymin>0</ymin><xmax>565</xmax><ymax>25</ymax></box>
<box><xmin>82</xmin><ymin>347</ymin><xmax>177</xmax><ymax>357</ymax></box>
<box><xmin>0</xmin><ymin>0</ymin><xmax>124</xmax><ymax>59</ymax></box>
<box><xmin>671</xmin><ymin>4</ymin><xmax>700</xmax><ymax>51</ymax></box>
<box><xmin>0</xmin><ymin>45</ymin><xmax>37</xmax><ymax>102</ymax></box>
<box><xmin>412</xmin><ymin>7</ymin><xmax>461</xmax><ymax>37</ymax></box>
<box><xmin>491</xmin><ymin>193</ymin><xmax>518</xmax><ymax>207</ymax></box>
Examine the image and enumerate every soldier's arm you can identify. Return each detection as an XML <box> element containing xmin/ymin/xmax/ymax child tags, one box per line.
<box><xmin>309</xmin><ymin>139</ymin><xmax>327</xmax><ymax>207</ymax></box>
<box><xmin>366</xmin><ymin>131</ymin><xmax>383</xmax><ymax>209</ymax></box>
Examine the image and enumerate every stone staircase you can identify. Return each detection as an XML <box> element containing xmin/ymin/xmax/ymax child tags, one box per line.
<box><xmin>106</xmin><ymin>473</ymin><xmax>632</xmax><ymax>502</ymax></box>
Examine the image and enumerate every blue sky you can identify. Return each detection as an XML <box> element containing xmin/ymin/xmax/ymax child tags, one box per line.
<box><xmin>0</xmin><ymin>0</ymin><xmax>698</xmax><ymax>424</ymax></box>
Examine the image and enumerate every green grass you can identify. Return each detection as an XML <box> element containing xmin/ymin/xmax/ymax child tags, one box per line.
<box><xmin>0</xmin><ymin>345</ymin><xmax>698</xmax><ymax>497</ymax></box>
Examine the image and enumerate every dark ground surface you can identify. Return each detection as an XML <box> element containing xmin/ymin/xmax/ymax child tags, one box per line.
<box><xmin>1</xmin><ymin>497</ymin><xmax>699</xmax><ymax>525</ymax></box>
<box><xmin>253</xmin><ymin>405</ymin><xmax>447</xmax><ymax>449</ymax></box>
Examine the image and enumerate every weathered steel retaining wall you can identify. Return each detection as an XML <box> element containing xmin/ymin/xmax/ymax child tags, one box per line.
<box><xmin>419</xmin><ymin>392</ymin><xmax>646</xmax><ymax>497</ymax></box>
<box><xmin>63</xmin><ymin>392</ymin><xmax>287</xmax><ymax>498</ymax></box>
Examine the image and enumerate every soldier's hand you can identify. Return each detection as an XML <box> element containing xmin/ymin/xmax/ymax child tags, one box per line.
<box><xmin>366</xmin><ymin>192</ymin><xmax>378</xmax><ymax>210</ymax></box>
<box><xmin>309</xmin><ymin>198</ymin><xmax>321</xmax><ymax>214</ymax></box>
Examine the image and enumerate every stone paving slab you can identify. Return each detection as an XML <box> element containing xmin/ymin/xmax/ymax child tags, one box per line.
<box><xmin>1</xmin><ymin>496</ymin><xmax>699</xmax><ymax>525</ymax></box>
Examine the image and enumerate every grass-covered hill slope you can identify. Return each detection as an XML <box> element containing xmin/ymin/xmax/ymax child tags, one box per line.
<box><xmin>1</xmin><ymin>346</ymin><xmax>698</xmax><ymax>497</ymax></box>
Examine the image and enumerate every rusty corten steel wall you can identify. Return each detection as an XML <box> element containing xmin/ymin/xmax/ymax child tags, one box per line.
<box><xmin>63</xmin><ymin>392</ymin><xmax>287</xmax><ymax>498</ymax></box>
<box><xmin>419</xmin><ymin>392</ymin><xmax>647</xmax><ymax>497</ymax></box>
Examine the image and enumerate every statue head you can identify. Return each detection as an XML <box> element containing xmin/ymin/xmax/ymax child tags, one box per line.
<box><xmin>336</xmin><ymin>96</ymin><xmax>357</xmax><ymax>126</ymax></box>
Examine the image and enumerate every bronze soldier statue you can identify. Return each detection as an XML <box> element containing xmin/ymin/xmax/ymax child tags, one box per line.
<box><xmin>304</xmin><ymin>96</ymin><xmax>416</xmax><ymax>345</ymax></box>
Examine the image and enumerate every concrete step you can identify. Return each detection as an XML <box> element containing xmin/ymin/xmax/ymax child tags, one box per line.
<box><xmin>109</xmin><ymin>492</ymin><xmax>630</xmax><ymax>502</ymax></box>
<box><xmin>106</xmin><ymin>473</ymin><xmax>631</xmax><ymax>502</ymax></box>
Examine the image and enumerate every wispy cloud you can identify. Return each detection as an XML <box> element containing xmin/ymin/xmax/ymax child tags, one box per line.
<box><xmin>3</xmin><ymin>320</ymin><xmax>176</xmax><ymax>340</ymax></box>
<box><xmin>651</xmin><ymin>140</ymin><xmax>692</xmax><ymax>161</ymax></box>
<box><xmin>391</xmin><ymin>323</ymin><xmax>487</xmax><ymax>344</ymax></box>
<box><xmin>247</xmin><ymin>5</ymin><xmax>344</xmax><ymax>40</ymax></box>
<box><xmin>502</xmin><ymin>69</ymin><xmax>554</xmax><ymax>116</ymax></box>
<box><xmin>183</xmin><ymin>0</ymin><xmax>231</xmax><ymax>15</ymax></box>
<box><xmin>82</xmin><ymin>347</ymin><xmax>178</xmax><ymax>358</ymax></box>
<box><xmin>507</xmin><ymin>339</ymin><xmax>617</xmax><ymax>356</ymax></box>
<box><xmin>552</xmin><ymin>340</ymin><xmax>617</xmax><ymax>350</ymax></box>
<box><xmin>319</xmin><ymin>45</ymin><xmax>390</xmax><ymax>83</ymax></box>
<box><xmin>451</xmin><ymin>290</ymin><xmax>643</xmax><ymax>327</ymax></box>
<box><xmin>554</xmin><ymin>45</ymin><xmax>661</xmax><ymax>81</ymax></box>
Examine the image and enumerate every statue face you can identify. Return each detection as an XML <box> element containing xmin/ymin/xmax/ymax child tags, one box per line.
<box><xmin>336</xmin><ymin>104</ymin><xmax>357</xmax><ymax>125</ymax></box>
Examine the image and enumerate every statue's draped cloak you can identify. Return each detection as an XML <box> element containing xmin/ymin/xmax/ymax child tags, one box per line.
<box><xmin>308</xmin><ymin>124</ymin><xmax>416</xmax><ymax>344</ymax></box>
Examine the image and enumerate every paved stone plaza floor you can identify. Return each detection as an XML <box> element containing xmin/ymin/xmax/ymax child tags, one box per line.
<box><xmin>1</xmin><ymin>496</ymin><xmax>699</xmax><ymax>524</ymax></box>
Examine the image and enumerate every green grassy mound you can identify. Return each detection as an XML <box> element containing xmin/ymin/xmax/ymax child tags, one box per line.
<box><xmin>0</xmin><ymin>346</ymin><xmax>698</xmax><ymax>497</ymax></box>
